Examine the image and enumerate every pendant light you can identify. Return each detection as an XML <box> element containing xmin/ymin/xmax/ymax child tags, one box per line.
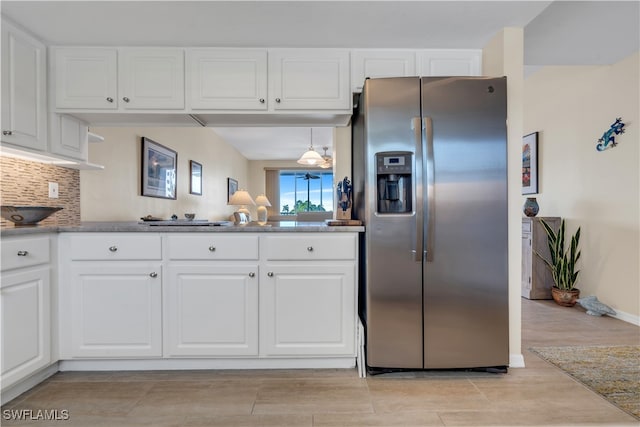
<box><xmin>297</xmin><ymin>128</ymin><xmax>324</xmax><ymax>166</ymax></box>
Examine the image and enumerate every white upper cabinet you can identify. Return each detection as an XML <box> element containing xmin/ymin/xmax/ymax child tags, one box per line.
<box><xmin>188</xmin><ymin>49</ymin><xmax>267</xmax><ymax>110</ymax></box>
<box><xmin>48</xmin><ymin>113</ymin><xmax>88</xmax><ymax>161</ymax></box>
<box><xmin>53</xmin><ymin>47</ymin><xmax>118</xmax><ymax>109</ymax></box>
<box><xmin>1</xmin><ymin>19</ymin><xmax>47</xmax><ymax>151</ymax></box>
<box><xmin>418</xmin><ymin>49</ymin><xmax>482</xmax><ymax>76</ymax></box>
<box><xmin>53</xmin><ymin>47</ymin><xmax>184</xmax><ymax>110</ymax></box>
<box><xmin>269</xmin><ymin>49</ymin><xmax>350</xmax><ymax>110</ymax></box>
<box><xmin>119</xmin><ymin>48</ymin><xmax>185</xmax><ymax>109</ymax></box>
<box><xmin>351</xmin><ymin>50</ymin><xmax>416</xmax><ymax>92</ymax></box>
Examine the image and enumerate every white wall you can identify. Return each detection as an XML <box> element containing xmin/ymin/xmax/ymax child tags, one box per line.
<box><xmin>524</xmin><ymin>52</ymin><xmax>640</xmax><ymax>321</ymax></box>
<box><xmin>81</xmin><ymin>127</ymin><xmax>249</xmax><ymax>222</ymax></box>
<box><xmin>483</xmin><ymin>27</ymin><xmax>525</xmax><ymax>366</ymax></box>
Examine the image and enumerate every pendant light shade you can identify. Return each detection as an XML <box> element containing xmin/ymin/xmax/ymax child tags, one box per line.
<box><xmin>297</xmin><ymin>128</ymin><xmax>324</xmax><ymax>166</ymax></box>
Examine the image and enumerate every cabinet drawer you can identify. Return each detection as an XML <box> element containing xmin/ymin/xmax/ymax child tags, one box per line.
<box><xmin>69</xmin><ymin>234</ymin><xmax>161</xmax><ymax>260</ymax></box>
<box><xmin>522</xmin><ymin>221</ymin><xmax>532</xmax><ymax>233</ymax></box>
<box><xmin>167</xmin><ymin>234</ymin><xmax>258</xmax><ymax>260</ymax></box>
<box><xmin>1</xmin><ymin>236</ymin><xmax>50</xmax><ymax>271</ymax></box>
<box><xmin>263</xmin><ymin>234</ymin><xmax>356</xmax><ymax>261</ymax></box>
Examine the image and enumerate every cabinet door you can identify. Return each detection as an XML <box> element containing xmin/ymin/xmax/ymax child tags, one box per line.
<box><xmin>48</xmin><ymin>113</ymin><xmax>88</xmax><ymax>161</ymax></box>
<box><xmin>269</xmin><ymin>49</ymin><xmax>350</xmax><ymax>110</ymax></box>
<box><xmin>1</xmin><ymin>20</ymin><xmax>47</xmax><ymax>151</ymax></box>
<box><xmin>188</xmin><ymin>49</ymin><xmax>267</xmax><ymax>110</ymax></box>
<box><xmin>351</xmin><ymin>50</ymin><xmax>416</xmax><ymax>92</ymax></box>
<box><xmin>261</xmin><ymin>263</ymin><xmax>356</xmax><ymax>356</ymax></box>
<box><xmin>166</xmin><ymin>264</ymin><xmax>258</xmax><ymax>356</ymax></box>
<box><xmin>53</xmin><ymin>47</ymin><xmax>118</xmax><ymax>109</ymax></box>
<box><xmin>119</xmin><ymin>48</ymin><xmax>185</xmax><ymax>110</ymax></box>
<box><xmin>69</xmin><ymin>263</ymin><xmax>162</xmax><ymax>357</ymax></box>
<box><xmin>418</xmin><ymin>49</ymin><xmax>482</xmax><ymax>76</ymax></box>
<box><xmin>1</xmin><ymin>267</ymin><xmax>50</xmax><ymax>389</ymax></box>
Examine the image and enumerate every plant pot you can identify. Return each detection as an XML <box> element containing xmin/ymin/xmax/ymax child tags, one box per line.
<box><xmin>551</xmin><ymin>287</ymin><xmax>580</xmax><ymax>307</ymax></box>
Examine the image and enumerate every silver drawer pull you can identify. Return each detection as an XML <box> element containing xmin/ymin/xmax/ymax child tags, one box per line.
<box><xmin>307</xmin><ymin>246</ymin><xmax>314</xmax><ymax>252</ymax></box>
<box><xmin>3</xmin><ymin>130</ymin><xmax>13</xmax><ymax>136</ymax></box>
<box><xmin>249</xmin><ymin>272</ymin><xmax>255</xmax><ymax>278</ymax></box>
<box><xmin>149</xmin><ymin>272</ymin><xmax>158</xmax><ymax>278</ymax></box>
<box><xmin>109</xmin><ymin>246</ymin><xmax>118</xmax><ymax>252</ymax></box>
<box><xmin>106</xmin><ymin>97</ymin><xmax>114</xmax><ymax>103</ymax></box>
<box><xmin>208</xmin><ymin>246</ymin><xmax>216</xmax><ymax>252</ymax></box>
<box><xmin>17</xmin><ymin>250</ymin><xmax>29</xmax><ymax>256</ymax></box>
<box><xmin>123</xmin><ymin>97</ymin><xmax>130</xmax><ymax>103</ymax></box>
<box><xmin>267</xmin><ymin>272</ymin><xmax>274</xmax><ymax>277</ymax></box>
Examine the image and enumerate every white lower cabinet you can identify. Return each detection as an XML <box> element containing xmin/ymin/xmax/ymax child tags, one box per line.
<box><xmin>68</xmin><ymin>263</ymin><xmax>162</xmax><ymax>358</ymax></box>
<box><xmin>1</xmin><ymin>235</ymin><xmax>52</xmax><ymax>391</ymax></box>
<box><xmin>261</xmin><ymin>264</ymin><xmax>356</xmax><ymax>356</ymax></box>
<box><xmin>1</xmin><ymin>267</ymin><xmax>51</xmax><ymax>389</ymax></box>
<box><xmin>59</xmin><ymin>232</ymin><xmax>359</xmax><ymax>365</ymax></box>
<box><xmin>165</xmin><ymin>264</ymin><xmax>259</xmax><ymax>356</ymax></box>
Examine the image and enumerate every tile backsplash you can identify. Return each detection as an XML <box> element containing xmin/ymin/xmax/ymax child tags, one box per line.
<box><xmin>0</xmin><ymin>156</ymin><xmax>80</xmax><ymax>228</ymax></box>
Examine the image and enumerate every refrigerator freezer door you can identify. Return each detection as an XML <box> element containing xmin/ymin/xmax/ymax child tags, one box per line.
<box><xmin>358</xmin><ymin>77</ymin><xmax>424</xmax><ymax>369</ymax></box>
<box><xmin>421</xmin><ymin>77</ymin><xmax>509</xmax><ymax>369</ymax></box>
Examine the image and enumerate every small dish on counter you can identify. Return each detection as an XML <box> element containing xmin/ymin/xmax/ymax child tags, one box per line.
<box><xmin>1</xmin><ymin>206</ymin><xmax>63</xmax><ymax>226</ymax></box>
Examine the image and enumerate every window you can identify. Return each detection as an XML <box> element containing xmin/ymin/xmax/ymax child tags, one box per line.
<box><xmin>279</xmin><ymin>170</ymin><xmax>333</xmax><ymax>215</ymax></box>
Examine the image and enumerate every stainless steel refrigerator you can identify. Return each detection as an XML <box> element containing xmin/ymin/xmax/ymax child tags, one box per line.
<box><xmin>352</xmin><ymin>76</ymin><xmax>509</xmax><ymax>371</ymax></box>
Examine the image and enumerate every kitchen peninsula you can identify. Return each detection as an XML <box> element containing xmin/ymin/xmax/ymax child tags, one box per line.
<box><xmin>1</xmin><ymin>222</ymin><xmax>363</xmax><ymax>404</ymax></box>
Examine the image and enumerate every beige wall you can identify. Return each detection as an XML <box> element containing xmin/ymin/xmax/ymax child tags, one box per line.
<box><xmin>81</xmin><ymin>127</ymin><xmax>249</xmax><ymax>222</ymax></box>
<box><xmin>483</xmin><ymin>27</ymin><xmax>525</xmax><ymax>366</ymax></box>
<box><xmin>524</xmin><ymin>52</ymin><xmax>640</xmax><ymax>321</ymax></box>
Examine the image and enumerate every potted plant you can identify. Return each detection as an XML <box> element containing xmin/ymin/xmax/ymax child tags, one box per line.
<box><xmin>536</xmin><ymin>218</ymin><xmax>582</xmax><ymax>306</ymax></box>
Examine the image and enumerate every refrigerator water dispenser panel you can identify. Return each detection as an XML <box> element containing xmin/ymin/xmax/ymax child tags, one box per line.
<box><xmin>376</xmin><ymin>152</ymin><xmax>412</xmax><ymax>214</ymax></box>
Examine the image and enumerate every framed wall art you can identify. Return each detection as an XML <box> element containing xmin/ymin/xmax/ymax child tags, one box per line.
<box><xmin>522</xmin><ymin>132</ymin><xmax>539</xmax><ymax>195</ymax></box>
<box><xmin>190</xmin><ymin>160</ymin><xmax>202</xmax><ymax>196</ymax></box>
<box><xmin>141</xmin><ymin>137</ymin><xmax>177</xmax><ymax>199</ymax></box>
<box><xmin>227</xmin><ymin>177</ymin><xmax>238</xmax><ymax>203</ymax></box>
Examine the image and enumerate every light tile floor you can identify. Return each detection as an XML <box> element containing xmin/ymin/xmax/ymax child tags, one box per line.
<box><xmin>2</xmin><ymin>299</ymin><xmax>639</xmax><ymax>426</ymax></box>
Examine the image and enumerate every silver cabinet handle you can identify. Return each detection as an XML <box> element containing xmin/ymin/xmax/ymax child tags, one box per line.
<box><xmin>259</xmin><ymin>98</ymin><xmax>265</xmax><ymax>103</ymax></box>
<box><xmin>149</xmin><ymin>272</ymin><xmax>157</xmax><ymax>278</ymax></box>
<box><xmin>17</xmin><ymin>250</ymin><xmax>28</xmax><ymax>256</ymax></box>
<box><xmin>106</xmin><ymin>97</ymin><xmax>114</xmax><ymax>103</ymax></box>
<box><xmin>267</xmin><ymin>272</ymin><xmax>274</xmax><ymax>277</ymax></box>
<box><xmin>307</xmin><ymin>246</ymin><xmax>314</xmax><ymax>252</ymax></box>
<box><xmin>208</xmin><ymin>246</ymin><xmax>216</xmax><ymax>252</ymax></box>
<box><xmin>109</xmin><ymin>246</ymin><xmax>118</xmax><ymax>252</ymax></box>
<box><xmin>249</xmin><ymin>272</ymin><xmax>255</xmax><ymax>278</ymax></box>
<box><xmin>3</xmin><ymin>130</ymin><xmax>13</xmax><ymax>136</ymax></box>
<box><xmin>275</xmin><ymin>98</ymin><xmax>281</xmax><ymax>103</ymax></box>
<box><xmin>123</xmin><ymin>97</ymin><xmax>130</xmax><ymax>103</ymax></box>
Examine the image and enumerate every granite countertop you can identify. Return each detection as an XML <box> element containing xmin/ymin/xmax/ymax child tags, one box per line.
<box><xmin>1</xmin><ymin>221</ymin><xmax>364</xmax><ymax>236</ymax></box>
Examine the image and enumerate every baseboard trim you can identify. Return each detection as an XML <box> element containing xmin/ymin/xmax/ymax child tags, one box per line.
<box><xmin>1</xmin><ymin>362</ymin><xmax>59</xmax><ymax>406</ymax></box>
<box><xmin>611</xmin><ymin>309</ymin><xmax>640</xmax><ymax>326</ymax></box>
<box><xmin>509</xmin><ymin>353</ymin><xmax>525</xmax><ymax>368</ymax></box>
<box><xmin>58</xmin><ymin>357</ymin><xmax>357</xmax><ymax>371</ymax></box>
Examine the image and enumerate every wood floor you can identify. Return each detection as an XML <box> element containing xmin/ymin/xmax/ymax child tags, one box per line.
<box><xmin>3</xmin><ymin>299</ymin><xmax>639</xmax><ymax>426</ymax></box>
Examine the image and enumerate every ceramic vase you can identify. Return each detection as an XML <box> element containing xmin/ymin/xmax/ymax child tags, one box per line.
<box><xmin>523</xmin><ymin>197</ymin><xmax>539</xmax><ymax>217</ymax></box>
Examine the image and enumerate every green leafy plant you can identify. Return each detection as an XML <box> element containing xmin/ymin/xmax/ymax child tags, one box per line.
<box><xmin>535</xmin><ymin>219</ymin><xmax>581</xmax><ymax>291</ymax></box>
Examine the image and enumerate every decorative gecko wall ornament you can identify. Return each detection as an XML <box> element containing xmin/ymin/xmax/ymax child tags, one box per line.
<box><xmin>596</xmin><ymin>117</ymin><xmax>625</xmax><ymax>151</ymax></box>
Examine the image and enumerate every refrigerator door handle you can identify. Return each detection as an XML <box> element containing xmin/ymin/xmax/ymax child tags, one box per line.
<box><xmin>424</xmin><ymin>116</ymin><xmax>435</xmax><ymax>262</ymax></box>
<box><xmin>412</xmin><ymin>116</ymin><xmax>424</xmax><ymax>262</ymax></box>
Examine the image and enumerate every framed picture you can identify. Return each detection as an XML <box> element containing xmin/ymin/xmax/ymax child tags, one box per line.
<box><xmin>522</xmin><ymin>132</ymin><xmax>539</xmax><ymax>195</ymax></box>
<box><xmin>227</xmin><ymin>177</ymin><xmax>238</xmax><ymax>203</ymax></box>
<box><xmin>190</xmin><ymin>160</ymin><xmax>202</xmax><ymax>196</ymax></box>
<box><xmin>141</xmin><ymin>137</ymin><xmax>177</xmax><ymax>199</ymax></box>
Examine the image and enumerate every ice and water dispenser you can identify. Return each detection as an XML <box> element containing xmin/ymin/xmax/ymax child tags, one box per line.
<box><xmin>376</xmin><ymin>152</ymin><xmax>412</xmax><ymax>214</ymax></box>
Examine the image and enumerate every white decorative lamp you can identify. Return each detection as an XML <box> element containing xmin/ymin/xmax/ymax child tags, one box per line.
<box><xmin>254</xmin><ymin>194</ymin><xmax>272</xmax><ymax>225</ymax></box>
<box><xmin>297</xmin><ymin>128</ymin><xmax>324</xmax><ymax>166</ymax></box>
<box><xmin>228</xmin><ymin>189</ymin><xmax>255</xmax><ymax>224</ymax></box>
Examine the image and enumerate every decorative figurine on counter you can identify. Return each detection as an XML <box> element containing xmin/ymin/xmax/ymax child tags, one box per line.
<box><xmin>336</xmin><ymin>176</ymin><xmax>352</xmax><ymax>220</ymax></box>
<box><xmin>596</xmin><ymin>117</ymin><xmax>625</xmax><ymax>151</ymax></box>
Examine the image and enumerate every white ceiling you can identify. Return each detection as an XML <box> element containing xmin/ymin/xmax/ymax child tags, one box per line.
<box><xmin>2</xmin><ymin>1</ymin><xmax>638</xmax><ymax>160</ymax></box>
